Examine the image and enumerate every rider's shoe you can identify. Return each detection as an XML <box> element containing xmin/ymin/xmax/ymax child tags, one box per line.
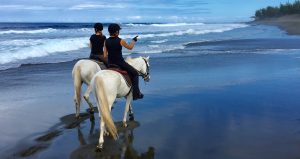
<box><xmin>133</xmin><ymin>93</ymin><xmax>144</xmax><ymax>100</ymax></box>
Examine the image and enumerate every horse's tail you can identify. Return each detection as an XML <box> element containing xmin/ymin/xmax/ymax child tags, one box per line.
<box><xmin>72</xmin><ymin>65</ymin><xmax>81</xmax><ymax>106</ymax></box>
<box><xmin>94</xmin><ymin>76</ymin><xmax>118</xmax><ymax>140</ymax></box>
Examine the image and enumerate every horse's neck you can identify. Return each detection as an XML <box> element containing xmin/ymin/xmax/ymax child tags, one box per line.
<box><xmin>126</xmin><ymin>58</ymin><xmax>142</xmax><ymax>71</ymax></box>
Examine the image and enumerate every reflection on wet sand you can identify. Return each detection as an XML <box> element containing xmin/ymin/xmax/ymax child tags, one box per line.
<box><xmin>6</xmin><ymin>111</ymin><xmax>154</xmax><ymax>159</ymax></box>
<box><xmin>71</xmin><ymin>113</ymin><xmax>155</xmax><ymax>159</ymax></box>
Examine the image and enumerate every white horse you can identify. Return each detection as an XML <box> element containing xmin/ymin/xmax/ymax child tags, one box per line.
<box><xmin>72</xmin><ymin>59</ymin><xmax>105</xmax><ymax>118</ymax></box>
<box><xmin>90</xmin><ymin>56</ymin><xmax>150</xmax><ymax>150</ymax></box>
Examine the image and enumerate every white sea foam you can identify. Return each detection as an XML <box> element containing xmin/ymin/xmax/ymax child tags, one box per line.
<box><xmin>0</xmin><ymin>39</ymin><xmax>43</xmax><ymax>46</ymax></box>
<box><xmin>121</xmin><ymin>24</ymin><xmax>248</xmax><ymax>39</ymax></box>
<box><xmin>0</xmin><ymin>37</ymin><xmax>88</xmax><ymax>64</ymax></box>
<box><xmin>125</xmin><ymin>23</ymin><xmax>147</xmax><ymax>27</ymax></box>
<box><xmin>139</xmin><ymin>45</ymin><xmax>186</xmax><ymax>54</ymax></box>
<box><xmin>148</xmin><ymin>45</ymin><xmax>160</xmax><ymax>48</ymax></box>
<box><xmin>150</xmin><ymin>23</ymin><xmax>204</xmax><ymax>27</ymax></box>
<box><xmin>0</xmin><ymin>28</ymin><xmax>56</xmax><ymax>35</ymax></box>
<box><xmin>79</xmin><ymin>28</ymin><xmax>91</xmax><ymax>32</ymax></box>
<box><xmin>150</xmin><ymin>39</ymin><xmax>168</xmax><ymax>43</ymax></box>
<box><xmin>125</xmin><ymin>23</ymin><xmax>204</xmax><ymax>27</ymax></box>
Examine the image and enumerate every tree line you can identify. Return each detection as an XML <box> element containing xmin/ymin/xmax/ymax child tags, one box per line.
<box><xmin>255</xmin><ymin>0</ymin><xmax>300</xmax><ymax>19</ymax></box>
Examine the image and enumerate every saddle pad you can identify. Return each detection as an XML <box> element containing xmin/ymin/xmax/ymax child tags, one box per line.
<box><xmin>89</xmin><ymin>59</ymin><xmax>107</xmax><ymax>70</ymax></box>
<box><xmin>108</xmin><ymin>68</ymin><xmax>132</xmax><ymax>87</ymax></box>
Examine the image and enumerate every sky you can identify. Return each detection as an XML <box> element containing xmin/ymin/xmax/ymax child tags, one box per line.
<box><xmin>0</xmin><ymin>0</ymin><xmax>291</xmax><ymax>23</ymax></box>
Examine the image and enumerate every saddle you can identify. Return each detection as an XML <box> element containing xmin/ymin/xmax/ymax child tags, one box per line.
<box><xmin>87</xmin><ymin>59</ymin><xmax>132</xmax><ymax>87</ymax></box>
<box><xmin>108</xmin><ymin>65</ymin><xmax>132</xmax><ymax>88</ymax></box>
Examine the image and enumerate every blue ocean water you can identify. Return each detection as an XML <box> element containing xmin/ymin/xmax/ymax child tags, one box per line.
<box><xmin>1</xmin><ymin>22</ymin><xmax>300</xmax><ymax>70</ymax></box>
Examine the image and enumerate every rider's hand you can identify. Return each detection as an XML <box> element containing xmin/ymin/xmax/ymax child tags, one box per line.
<box><xmin>132</xmin><ymin>36</ymin><xmax>138</xmax><ymax>42</ymax></box>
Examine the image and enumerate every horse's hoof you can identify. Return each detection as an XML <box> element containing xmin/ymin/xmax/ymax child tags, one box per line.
<box><xmin>89</xmin><ymin>109</ymin><xmax>94</xmax><ymax>114</ymax></box>
<box><xmin>129</xmin><ymin>114</ymin><xmax>134</xmax><ymax>121</ymax></box>
<box><xmin>95</xmin><ymin>145</ymin><xmax>103</xmax><ymax>152</ymax></box>
<box><xmin>104</xmin><ymin>131</ymin><xmax>109</xmax><ymax>136</ymax></box>
<box><xmin>75</xmin><ymin>115</ymin><xmax>80</xmax><ymax>120</ymax></box>
<box><xmin>122</xmin><ymin>122</ymin><xmax>128</xmax><ymax>128</ymax></box>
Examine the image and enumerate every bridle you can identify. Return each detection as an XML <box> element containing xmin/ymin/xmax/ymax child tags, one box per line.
<box><xmin>137</xmin><ymin>58</ymin><xmax>150</xmax><ymax>82</ymax></box>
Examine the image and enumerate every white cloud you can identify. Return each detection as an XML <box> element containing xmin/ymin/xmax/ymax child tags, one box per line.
<box><xmin>69</xmin><ymin>3</ymin><xmax>126</xmax><ymax>10</ymax></box>
<box><xmin>127</xmin><ymin>16</ymin><xmax>142</xmax><ymax>20</ymax></box>
<box><xmin>0</xmin><ymin>5</ymin><xmax>57</xmax><ymax>10</ymax></box>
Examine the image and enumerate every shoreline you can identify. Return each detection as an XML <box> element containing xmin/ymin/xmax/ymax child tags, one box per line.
<box><xmin>253</xmin><ymin>14</ymin><xmax>300</xmax><ymax>35</ymax></box>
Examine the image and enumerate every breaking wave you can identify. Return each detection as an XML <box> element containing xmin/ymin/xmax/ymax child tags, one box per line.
<box><xmin>0</xmin><ymin>28</ymin><xmax>56</xmax><ymax>35</ymax></box>
<box><xmin>0</xmin><ymin>37</ymin><xmax>88</xmax><ymax>64</ymax></box>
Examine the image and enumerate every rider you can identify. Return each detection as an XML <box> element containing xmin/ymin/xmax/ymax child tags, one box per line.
<box><xmin>105</xmin><ymin>23</ymin><xmax>143</xmax><ymax>100</ymax></box>
<box><xmin>89</xmin><ymin>23</ymin><xmax>108</xmax><ymax>67</ymax></box>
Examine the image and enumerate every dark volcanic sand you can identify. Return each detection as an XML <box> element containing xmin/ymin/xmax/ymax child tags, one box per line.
<box><xmin>255</xmin><ymin>14</ymin><xmax>300</xmax><ymax>35</ymax></box>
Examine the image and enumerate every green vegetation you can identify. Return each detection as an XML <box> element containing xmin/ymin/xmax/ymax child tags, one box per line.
<box><xmin>255</xmin><ymin>0</ymin><xmax>300</xmax><ymax>19</ymax></box>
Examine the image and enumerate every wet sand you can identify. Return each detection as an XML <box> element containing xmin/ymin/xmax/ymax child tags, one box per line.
<box><xmin>254</xmin><ymin>14</ymin><xmax>300</xmax><ymax>35</ymax></box>
<box><xmin>1</xmin><ymin>50</ymin><xmax>300</xmax><ymax>158</ymax></box>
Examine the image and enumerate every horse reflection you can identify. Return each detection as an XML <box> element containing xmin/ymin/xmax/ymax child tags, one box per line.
<box><xmin>71</xmin><ymin>114</ymin><xmax>154</xmax><ymax>159</ymax></box>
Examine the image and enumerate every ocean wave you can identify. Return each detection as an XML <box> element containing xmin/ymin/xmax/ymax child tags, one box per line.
<box><xmin>125</xmin><ymin>23</ymin><xmax>148</xmax><ymax>27</ymax></box>
<box><xmin>120</xmin><ymin>24</ymin><xmax>248</xmax><ymax>39</ymax></box>
<box><xmin>0</xmin><ymin>28</ymin><xmax>56</xmax><ymax>35</ymax></box>
<box><xmin>147</xmin><ymin>45</ymin><xmax>160</xmax><ymax>48</ymax></box>
<box><xmin>150</xmin><ymin>23</ymin><xmax>204</xmax><ymax>27</ymax></box>
<box><xmin>0</xmin><ymin>39</ymin><xmax>43</xmax><ymax>46</ymax></box>
<box><xmin>0</xmin><ymin>37</ymin><xmax>88</xmax><ymax>64</ymax></box>
<box><xmin>78</xmin><ymin>28</ymin><xmax>91</xmax><ymax>32</ymax></box>
<box><xmin>150</xmin><ymin>39</ymin><xmax>168</xmax><ymax>43</ymax></box>
<box><xmin>184</xmin><ymin>38</ymin><xmax>300</xmax><ymax>50</ymax></box>
<box><xmin>19</xmin><ymin>59</ymin><xmax>79</xmax><ymax>67</ymax></box>
<box><xmin>125</xmin><ymin>23</ymin><xmax>204</xmax><ymax>27</ymax></box>
<box><xmin>0</xmin><ymin>23</ymin><xmax>96</xmax><ymax>30</ymax></box>
<box><xmin>137</xmin><ymin>45</ymin><xmax>186</xmax><ymax>54</ymax></box>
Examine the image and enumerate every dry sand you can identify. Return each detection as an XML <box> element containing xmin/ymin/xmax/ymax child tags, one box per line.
<box><xmin>255</xmin><ymin>14</ymin><xmax>300</xmax><ymax>35</ymax></box>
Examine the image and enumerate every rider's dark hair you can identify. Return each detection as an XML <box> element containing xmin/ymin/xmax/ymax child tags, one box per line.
<box><xmin>108</xmin><ymin>23</ymin><xmax>121</xmax><ymax>36</ymax></box>
<box><xmin>94</xmin><ymin>23</ymin><xmax>103</xmax><ymax>33</ymax></box>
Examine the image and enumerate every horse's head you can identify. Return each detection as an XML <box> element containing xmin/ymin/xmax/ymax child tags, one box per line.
<box><xmin>140</xmin><ymin>56</ymin><xmax>150</xmax><ymax>82</ymax></box>
<box><xmin>127</xmin><ymin>56</ymin><xmax>150</xmax><ymax>82</ymax></box>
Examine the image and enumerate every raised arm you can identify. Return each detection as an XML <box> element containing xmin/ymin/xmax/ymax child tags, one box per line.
<box><xmin>120</xmin><ymin>39</ymin><xmax>136</xmax><ymax>50</ymax></box>
<box><xmin>103</xmin><ymin>41</ymin><xmax>108</xmax><ymax>58</ymax></box>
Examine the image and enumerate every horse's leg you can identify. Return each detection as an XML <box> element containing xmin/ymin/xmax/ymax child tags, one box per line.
<box><xmin>94</xmin><ymin>76</ymin><xmax>119</xmax><ymax>151</ymax></box>
<box><xmin>128</xmin><ymin>92</ymin><xmax>134</xmax><ymax>121</ymax></box>
<box><xmin>96</xmin><ymin>117</ymin><xmax>105</xmax><ymax>151</ymax></box>
<box><xmin>83</xmin><ymin>85</ymin><xmax>95</xmax><ymax>114</ymax></box>
<box><xmin>123</xmin><ymin>93</ymin><xmax>133</xmax><ymax>127</ymax></box>
<box><xmin>129</xmin><ymin>104</ymin><xmax>135</xmax><ymax>121</ymax></box>
<box><xmin>74</xmin><ymin>83</ymin><xmax>82</xmax><ymax>119</ymax></box>
<box><xmin>89</xmin><ymin>114</ymin><xmax>95</xmax><ymax>135</ymax></box>
<box><xmin>97</xmin><ymin>96</ymin><xmax>116</xmax><ymax>151</ymax></box>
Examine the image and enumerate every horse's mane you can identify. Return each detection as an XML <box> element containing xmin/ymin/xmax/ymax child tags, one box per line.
<box><xmin>126</xmin><ymin>56</ymin><xmax>141</xmax><ymax>63</ymax></box>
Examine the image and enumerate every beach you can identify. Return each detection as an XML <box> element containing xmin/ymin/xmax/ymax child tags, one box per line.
<box><xmin>254</xmin><ymin>14</ymin><xmax>300</xmax><ymax>35</ymax></box>
<box><xmin>1</xmin><ymin>22</ymin><xmax>300</xmax><ymax>158</ymax></box>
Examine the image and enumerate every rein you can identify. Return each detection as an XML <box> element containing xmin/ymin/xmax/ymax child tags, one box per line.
<box><xmin>137</xmin><ymin>58</ymin><xmax>150</xmax><ymax>81</ymax></box>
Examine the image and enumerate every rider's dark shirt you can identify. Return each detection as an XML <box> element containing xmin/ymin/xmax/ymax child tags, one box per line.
<box><xmin>90</xmin><ymin>34</ymin><xmax>106</xmax><ymax>56</ymax></box>
<box><xmin>105</xmin><ymin>36</ymin><xmax>124</xmax><ymax>64</ymax></box>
